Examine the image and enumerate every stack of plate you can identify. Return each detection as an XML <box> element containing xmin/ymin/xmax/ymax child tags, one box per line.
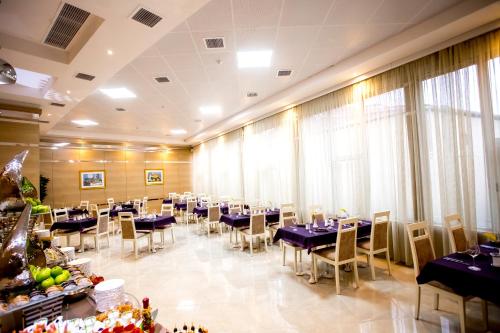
<box><xmin>68</xmin><ymin>258</ymin><xmax>92</xmax><ymax>276</ymax></box>
<box><xmin>60</xmin><ymin>247</ymin><xmax>76</xmax><ymax>261</ymax></box>
<box><xmin>94</xmin><ymin>279</ymin><xmax>125</xmax><ymax>312</ymax></box>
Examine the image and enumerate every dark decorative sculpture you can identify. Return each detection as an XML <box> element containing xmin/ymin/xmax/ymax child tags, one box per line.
<box><xmin>0</xmin><ymin>150</ymin><xmax>28</xmax><ymax>212</ymax></box>
<box><xmin>0</xmin><ymin>204</ymin><xmax>35</xmax><ymax>290</ymax></box>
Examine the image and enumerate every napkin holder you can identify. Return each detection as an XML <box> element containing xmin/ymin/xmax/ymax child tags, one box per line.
<box><xmin>491</xmin><ymin>252</ymin><xmax>500</xmax><ymax>267</ymax></box>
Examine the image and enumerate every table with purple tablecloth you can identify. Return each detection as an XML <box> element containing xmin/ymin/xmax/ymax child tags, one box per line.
<box><xmin>417</xmin><ymin>245</ymin><xmax>500</xmax><ymax>304</ymax></box>
<box><xmin>50</xmin><ymin>217</ymin><xmax>97</xmax><ymax>232</ymax></box>
<box><xmin>174</xmin><ymin>202</ymin><xmax>187</xmax><ymax>211</ymax></box>
<box><xmin>219</xmin><ymin>210</ymin><xmax>280</xmax><ymax>228</ymax></box>
<box><xmin>115</xmin><ymin>203</ymin><xmax>134</xmax><ymax>209</ymax></box>
<box><xmin>109</xmin><ymin>208</ymin><xmax>137</xmax><ymax>217</ymax></box>
<box><xmin>272</xmin><ymin>220</ymin><xmax>372</xmax><ymax>253</ymax></box>
<box><xmin>193</xmin><ymin>205</ymin><xmax>229</xmax><ymax>217</ymax></box>
<box><xmin>134</xmin><ymin>215</ymin><xmax>176</xmax><ymax>231</ymax></box>
<box><xmin>162</xmin><ymin>199</ymin><xmax>173</xmax><ymax>204</ymax></box>
<box><xmin>67</xmin><ymin>208</ymin><xmax>89</xmax><ymax>217</ymax></box>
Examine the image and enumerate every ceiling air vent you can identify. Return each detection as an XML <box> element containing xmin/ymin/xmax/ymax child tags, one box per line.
<box><xmin>75</xmin><ymin>72</ymin><xmax>95</xmax><ymax>81</ymax></box>
<box><xmin>247</xmin><ymin>92</ymin><xmax>258</xmax><ymax>97</ymax></box>
<box><xmin>44</xmin><ymin>3</ymin><xmax>90</xmax><ymax>49</ymax></box>
<box><xmin>50</xmin><ymin>102</ymin><xmax>66</xmax><ymax>107</ymax></box>
<box><xmin>115</xmin><ymin>107</ymin><xmax>126</xmax><ymax>112</ymax></box>
<box><xmin>131</xmin><ymin>7</ymin><xmax>162</xmax><ymax>28</ymax></box>
<box><xmin>154</xmin><ymin>76</ymin><xmax>170</xmax><ymax>83</ymax></box>
<box><xmin>277</xmin><ymin>69</ymin><xmax>292</xmax><ymax>77</ymax></box>
<box><xmin>204</xmin><ymin>37</ymin><xmax>225</xmax><ymax>49</ymax></box>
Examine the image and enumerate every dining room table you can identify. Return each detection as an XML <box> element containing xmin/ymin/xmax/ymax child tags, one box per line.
<box><xmin>193</xmin><ymin>205</ymin><xmax>229</xmax><ymax>217</ymax></box>
<box><xmin>49</xmin><ymin>217</ymin><xmax>97</xmax><ymax>233</ymax></box>
<box><xmin>219</xmin><ymin>209</ymin><xmax>280</xmax><ymax>228</ymax></box>
<box><xmin>417</xmin><ymin>244</ymin><xmax>500</xmax><ymax>305</ymax></box>
<box><xmin>109</xmin><ymin>207</ymin><xmax>137</xmax><ymax>217</ymax></box>
<box><xmin>162</xmin><ymin>199</ymin><xmax>173</xmax><ymax>204</ymax></box>
<box><xmin>67</xmin><ymin>208</ymin><xmax>89</xmax><ymax>217</ymax></box>
<box><xmin>134</xmin><ymin>215</ymin><xmax>177</xmax><ymax>250</ymax></box>
<box><xmin>272</xmin><ymin>219</ymin><xmax>372</xmax><ymax>283</ymax></box>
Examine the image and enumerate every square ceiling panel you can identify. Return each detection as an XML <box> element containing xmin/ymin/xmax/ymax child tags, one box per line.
<box><xmin>279</xmin><ymin>0</ymin><xmax>334</xmax><ymax>26</ymax></box>
<box><xmin>232</xmin><ymin>0</ymin><xmax>283</xmax><ymax>29</ymax></box>
<box><xmin>325</xmin><ymin>0</ymin><xmax>384</xmax><ymax>26</ymax></box>
<box><xmin>187</xmin><ymin>0</ymin><xmax>233</xmax><ymax>32</ymax></box>
<box><xmin>236</xmin><ymin>28</ymin><xmax>277</xmax><ymax>51</ymax></box>
<box><xmin>370</xmin><ymin>0</ymin><xmax>430</xmax><ymax>24</ymax></box>
<box><xmin>156</xmin><ymin>32</ymin><xmax>198</xmax><ymax>55</ymax></box>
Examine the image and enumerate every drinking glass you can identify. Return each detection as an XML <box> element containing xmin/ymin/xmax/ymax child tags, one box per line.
<box><xmin>467</xmin><ymin>244</ymin><xmax>481</xmax><ymax>271</ymax></box>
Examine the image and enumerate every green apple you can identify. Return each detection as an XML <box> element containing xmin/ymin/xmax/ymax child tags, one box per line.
<box><xmin>35</xmin><ymin>268</ymin><xmax>51</xmax><ymax>283</ymax></box>
<box><xmin>41</xmin><ymin>277</ymin><xmax>55</xmax><ymax>289</ymax></box>
<box><xmin>54</xmin><ymin>273</ymin><xmax>68</xmax><ymax>285</ymax></box>
<box><xmin>51</xmin><ymin>266</ymin><xmax>63</xmax><ymax>277</ymax></box>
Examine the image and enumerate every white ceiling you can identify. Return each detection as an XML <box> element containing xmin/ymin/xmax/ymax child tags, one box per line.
<box><xmin>1</xmin><ymin>0</ymin><xmax>498</xmax><ymax>146</ymax></box>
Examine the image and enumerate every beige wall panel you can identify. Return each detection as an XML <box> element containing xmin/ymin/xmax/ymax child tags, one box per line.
<box><xmin>126</xmin><ymin>162</ymin><xmax>145</xmax><ymax>200</ymax></box>
<box><xmin>105</xmin><ymin>151</ymin><xmax>125</xmax><ymax>162</ymax></box>
<box><xmin>104</xmin><ymin>162</ymin><xmax>127</xmax><ymax>202</ymax></box>
<box><xmin>52</xmin><ymin>162</ymin><xmax>80</xmax><ymax>207</ymax></box>
<box><xmin>52</xmin><ymin>149</ymin><xmax>80</xmax><ymax>161</ymax></box>
<box><xmin>40</xmin><ymin>149</ymin><xmax>53</xmax><ymax>160</ymax></box>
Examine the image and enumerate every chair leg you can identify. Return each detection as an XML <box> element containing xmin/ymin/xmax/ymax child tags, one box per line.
<box><xmin>171</xmin><ymin>227</ymin><xmax>175</xmax><ymax>243</ymax></box>
<box><xmin>207</xmin><ymin>223</ymin><xmax>210</xmax><ymax>237</ymax></box>
<box><xmin>353</xmin><ymin>260</ymin><xmax>359</xmax><ymax>289</ymax></box>
<box><xmin>458</xmin><ymin>297</ymin><xmax>466</xmax><ymax>333</ymax></box>
<box><xmin>96</xmin><ymin>236</ymin><xmax>99</xmax><ymax>253</ymax></box>
<box><xmin>134</xmin><ymin>240</ymin><xmax>138</xmax><ymax>259</ymax></box>
<box><xmin>264</xmin><ymin>235</ymin><xmax>268</xmax><ymax>252</ymax></box>
<box><xmin>282</xmin><ymin>246</ymin><xmax>286</xmax><ymax>266</ymax></box>
<box><xmin>312</xmin><ymin>255</ymin><xmax>318</xmax><ymax>283</ymax></box>
<box><xmin>293</xmin><ymin>250</ymin><xmax>297</xmax><ymax>273</ymax></box>
<box><xmin>219</xmin><ymin>223</ymin><xmax>223</xmax><ymax>236</ymax></box>
<box><xmin>386</xmin><ymin>250</ymin><xmax>392</xmax><ymax>276</ymax></box>
<box><xmin>250</xmin><ymin>237</ymin><xmax>253</xmax><ymax>256</ymax></box>
<box><xmin>299</xmin><ymin>250</ymin><xmax>302</xmax><ymax>263</ymax></box>
<box><xmin>335</xmin><ymin>265</ymin><xmax>340</xmax><ymax>295</ymax></box>
<box><xmin>369</xmin><ymin>253</ymin><xmax>376</xmax><ymax>280</ymax></box>
<box><xmin>107</xmin><ymin>234</ymin><xmax>110</xmax><ymax>248</ymax></box>
<box><xmin>121</xmin><ymin>239</ymin><xmax>124</xmax><ymax>258</ymax></box>
<box><xmin>415</xmin><ymin>285</ymin><xmax>421</xmax><ymax>320</ymax></box>
<box><xmin>433</xmin><ymin>293</ymin><xmax>439</xmax><ymax>310</ymax></box>
<box><xmin>79</xmin><ymin>235</ymin><xmax>84</xmax><ymax>253</ymax></box>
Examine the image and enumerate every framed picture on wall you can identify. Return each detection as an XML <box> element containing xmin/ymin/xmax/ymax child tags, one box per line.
<box><xmin>79</xmin><ymin>170</ymin><xmax>106</xmax><ymax>190</ymax></box>
<box><xmin>145</xmin><ymin>169</ymin><xmax>164</xmax><ymax>186</ymax></box>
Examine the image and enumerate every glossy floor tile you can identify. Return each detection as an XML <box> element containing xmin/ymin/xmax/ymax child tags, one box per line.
<box><xmin>67</xmin><ymin>224</ymin><xmax>500</xmax><ymax>333</ymax></box>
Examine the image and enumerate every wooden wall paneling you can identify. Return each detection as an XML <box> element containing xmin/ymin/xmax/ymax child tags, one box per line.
<box><xmin>104</xmin><ymin>151</ymin><xmax>127</xmax><ymax>202</ymax></box>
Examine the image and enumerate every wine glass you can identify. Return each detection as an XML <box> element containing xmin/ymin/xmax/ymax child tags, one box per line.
<box><xmin>467</xmin><ymin>244</ymin><xmax>481</xmax><ymax>271</ymax></box>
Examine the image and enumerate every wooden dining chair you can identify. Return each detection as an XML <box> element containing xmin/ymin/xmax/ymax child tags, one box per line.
<box><xmin>119</xmin><ymin>212</ymin><xmax>152</xmax><ymax>258</ymax></box>
<box><xmin>281</xmin><ymin>215</ymin><xmax>304</xmax><ymax>274</ymax></box>
<box><xmin>309</xmin><ymin>205</ymin><xmax>323</xmax><ymax>222</ymax></box>
<box><xmin>160</xmin><ymin>203</ymin><xmax>174</xmax><ymax>217</ymax></box>
<box><xmin>53</xmin><ymin>208</ymin><xmax>69</xmax><ymax>222</ymax></box>
<box><xmin>89</xmin><ymin>204</ymin><xmax>98</xmax><ymax>217</ymax></box>
<box><xmin>107</xmin><ymin>198</ymin><xmax>115</xmax><ymax>210</ymax></box>
<box><xmin>356</xmin><ymin>210</ymin><xmax>392</xmax><ymax>280</ymax></box>
<box><xmin>51</xmin><ymin>208</ymin><xmax>78</xmax><ymax>246</ymax></box>
<box><xmin>238</xmin><ymin>212</ymin><xmax>267</xmax><ymax>256</ymax></box>
<box><xmin>312</xmin><ymin>217</ymin><xmax>359</xmax><ymax>294</ymax></box>
<box><xmin>79</xmin><ymin>200</ymin><xmax>89</xmax><ymax>211</ymax></box>
<box><xmin>268</xmin><ymin>203</ymin><xmax>295</xmax><ymax>243</ymax></box>
<box><xmin>185</xmin><ymin>199</ymin><xmax>197</xmax><ymax>225</ymax></box>
<box><xmin>444</xmin><ymin>214</ymin><xmax>469</xmax><ymax>253</ymax></box>
<box><xmin>132</xmin><ymin>199</ymin><xmax>142</xmax><ymax>216</ymax></box>
<box><xmin>406</xmin><ymin>221</ymin><xmax>487</xmax><ymax>333</ymax></box>
<box><xmin>202</xmin><ymin>205</ymin><xmax>222</xmax><ymax>236</ymax></box>
<box><xmin>79</xmin><ymin>208</ymin><xmax>110</xmax><ymax>253</ymax></box>
<box><xmin>142</xmin><ymin>197</ymin><xmax>148</xmax><ymax>215</ymax></box>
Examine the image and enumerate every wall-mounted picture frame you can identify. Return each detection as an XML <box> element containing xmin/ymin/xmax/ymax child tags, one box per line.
<box><xmin>79</xmin><ymin>170</ymin><xmax>106</xmax><ymax>190</ymax></box>
<box><xmin>145</xmin><ymin>169</ymin><xmax>164</xmax><ymax>186</ymax></box>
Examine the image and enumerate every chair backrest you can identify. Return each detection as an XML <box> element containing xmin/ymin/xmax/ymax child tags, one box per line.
<box><xmin>79</xmin><ymin>200</ymin><xmax>89</xmax><ymax>211</ymax></box>
<box><xmin>187</xmin><ymin>200</ymin><xmax>196</xmax><ymax>213</ymax></box>
<box><xmin>97</xmin><ymin>208</ymin><xmax>110</xmax><ymax>234</ymax></box>
<box><xmin>184</xmin><ymin>191</ymin><xmax>192</xmax><ymax>196</ymax></box>
<box><xmin>280</xmin><ymin>204</ymin><xmax>296</xmax><ymax>226</ymax></box>
<box><xmin>172</xmin><ymin>196</ymin><xmax>180</xmax><ymax>205</ymax></box>
<box><xmin>89</xmin><ymin>204</ymin><xmax>98</xmax><ymax>217</ymax></box>
<box><xmin>208</xmin><ymin>205</ymin><xmax>220</xmax><ymax>222</ymax></box>
<box><xmin>107</xmin><ymin>198</ymin><xmax>114</xmax><ymax>209</ymax></box>
<box><xmin>309</xmin><ymin>205</ymin><xmax>323</xmax><ymax>221</ymax></box>
<box><xmin>133</xmin><ymin>199</ymin><xmax>141</xmax><ymax>213</ymax></box>
<box><xmin>407</xmin><ymin>221</ymin><xmax>436</xmax><ymax>277</ymax></box>
<box><xmin>249</xmin><ymin>213</ymin><xmax>266</xmax><ymax>235</ymax></box>
<box><xmin>119</xmin><ymin>212</ymin><xmax>136</xmax><ymax>240</ymax></box>
<box><xmin>160</xmin><ymin>204</ymin><xmax>174</xmax><ymax>217</ymax></box>
<box><xmin>53</xmin><ymin>208</ymin><xmax>69</xmax><ymax>222</ymax></box>
<box><xmin>370</xmin><ymin>210</ymin><xmax>390</xmax><ymax>251</ymax></box>
<box><xmin>444</xmin><ymin>214</ymin><xmax>468</xmax><ymax>253</ymax></box>
<box><xmin>282</xmin><ymin>215</ymin><xmax>297</xmax><ymax>228</ymax></box>
<box><xmin>168</xmin><ymin>192</ymin><xmax>177</xmax><ymax>199</ymax></box>
<box><xmin>229</xmin><ymin>206</ymin><xmax>241</xmax><ymax>214</ymax></box>
<box><xmin>312</xmin><ymin>212</ymin><xmax>325</xmax><ymax>223</ymax></box>
<box><xmin>335</xmin><ymin>217</ymin><xmax>358</xmax><ymax>263</ymax></box>
<box><xmin>142</xmin><ymin>198</ymin><xmax>148</xmax><ymax>214</ymax></box>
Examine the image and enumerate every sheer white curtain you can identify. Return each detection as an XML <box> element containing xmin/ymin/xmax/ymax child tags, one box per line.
<box><xmin>296</xmin><ymin>78</ymin><xmax>414</xmax><ymax>262</ymax></box>
<box><xmin>192</xmin><ymin>129</ymin><xmax>243</xmax><ymax>199</ymax></box>
<box><xmin>242</xmin><ymin>110</ymin><xmax>297</xmax><ymax>207</ymax></box>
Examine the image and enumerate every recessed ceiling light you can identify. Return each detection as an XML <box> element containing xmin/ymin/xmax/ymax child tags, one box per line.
<box><xmin>199</xmin><ymin>105</ymin><xmax>221</xmax><ymax>115</ymax></box>
<box><xmin>247</xmin><ymin>92</ymin><xmax>258</xmax><ymax>97</ymax></box>
<box><xmin>107</xmin><ymin>49</ymin><xmax>113</xmax><ymax>55</ymax></box>
<box><xmin>71</xmin><ymin>119</ymin><xmax>98</xmax><ymax>126</ymax></box>
<box><xmin>66</xmin><ymin>90</ymin><xmax>71</xmax><ymax>94</ymax></box>
<box><xmin>171</xmin><ymin>129</ymin><xmax>187</xmax><ymax>135</ymax></box>
<box><xmin>100</xmin><ymin>87</ymin><xmax>136</xmax><ymax>99</ymax></box>
<box><xmin>47</xmin><ymin>113</ymin><xmax>52</xmax><ymax>116</ymax></box>
<box><xmin>51</xmin><ymin>147</ymin><xmax>58</xmax><ymax>150</ymax></box>
<box><xmin>194</xmin><ymin>119</ymin><xmax>202</xmax><ymax>123</ymax></box>
<box><xmin>53</xmin><ymin>142</ymin><xmax>69</xmax><ymax>147</ymax></box>
<box><xmin>237</xmin><ymin>50</ymin><xmax>272</xmax><ymax>68</ymax></box>
<box><xmin>115</xmin><ymin>107</ymin><xmax>126</xmax><ymax>111</ymax></box>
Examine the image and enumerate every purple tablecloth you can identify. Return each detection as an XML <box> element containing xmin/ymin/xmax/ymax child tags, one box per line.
<box><xmin>134</xmin><ymin>215</ymin><xmax>176</xmax><ymax>231</ymax></box>
<box><xmin>162</xmin><ymin>199</ymin><xmax>173</xmax><ymax>204</ymax></box>
<box><xmin>50</xmin><ymin>218</ymin><xmax>97</xmax><ymax>232</ymax></box>
<box><xmin>174</xmin><ymin>202</ymin><xmax>187</xmax><ymax>211</ymax></box>
<box><xmin>219</xmin><ymin>210</ymin><xmax>280</xmax><ymax>228</ymax></box>
<box><xmin>417</xmin><ymin>245</ymin><xmax>500</xmax><ymax>304</ymax></box>
<box><xmin>193</xmin><ymin>206</ymin><xmax>229</xmax><ymax>217</ymax></box>
<box><xmin>110</xmin><ymin>208</ymin><xmax>137</xmax><ymax>217</ymax></box>
<box><xmin>115</xmin><ymin>204</ymin><xmax>134</xmax><ymax>209</ymax></box>
<box><xmin>273</xmin><ymin>220</ymin><xmax>372</xmax><ymax>253</ymax></box>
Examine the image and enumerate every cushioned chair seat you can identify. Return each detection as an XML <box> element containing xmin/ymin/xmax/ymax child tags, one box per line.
<box><xmin>357</xmin><ymin>240</ymin><xmax>370</xmax><ymax>250</ymax></box>
<box><xmin>314</xmin><ymin>246</ymin><xmax>337</xmax><ymax>260</ymax></box>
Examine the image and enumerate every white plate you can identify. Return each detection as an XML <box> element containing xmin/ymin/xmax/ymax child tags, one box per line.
<box><xmin>94</xmin><ymin>279</ymin><xmax>125</xmax><ymax>292</ymax></box>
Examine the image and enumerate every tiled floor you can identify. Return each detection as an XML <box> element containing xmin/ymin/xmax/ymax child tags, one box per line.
<box><xmin>69</xmin><ymin>223</ymin><xmax>499</xmax><ymax>333</ymax></box>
